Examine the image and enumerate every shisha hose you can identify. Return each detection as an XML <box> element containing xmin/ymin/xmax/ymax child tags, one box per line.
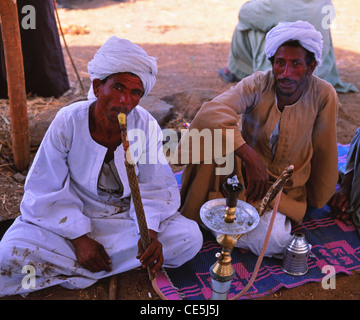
<box><xmin>230</xmin><ymin>190</ymin><xmax>283</xmax><ymax>300</ymax></box>
<box><xmin>118</xmin><ymin>113</ymin><xmax>155</xmax><ymax>281</ymax></box>
<box><xmin>257</xmin><ymin>165</ymin><xmax>294</xmax><ymax>216</ymax></box>
<box><xmin>230</xmin><ymin>165</ymin><xmax>294</xmax><ymax>300</ymax></box>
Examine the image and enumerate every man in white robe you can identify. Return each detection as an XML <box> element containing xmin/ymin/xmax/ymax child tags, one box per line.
<box><xmin>0</xmin><ymin>37</ymin><xmax>203</xmax><ymax>297</ymax></box>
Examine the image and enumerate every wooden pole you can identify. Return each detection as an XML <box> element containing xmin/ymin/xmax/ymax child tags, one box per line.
<box><xmin>0</xmin><ymin>0</ymin><xmax>30</xmax><ymax>171</ymax></box>
<box><xmin>108</xmin><ymin>275</ymin><xmax>118</xmax><ymax>300</ymax></box>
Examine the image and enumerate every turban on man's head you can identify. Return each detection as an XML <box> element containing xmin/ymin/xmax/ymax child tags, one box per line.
<box><xmin>87</xmin><ymin>37</ymin><xmax>157</xmax><ymax>100</ymax></box>
<box><xmin>265</xmin><ymin>20</ymin><xmax>323</xmax><ymax>66</ymax></box>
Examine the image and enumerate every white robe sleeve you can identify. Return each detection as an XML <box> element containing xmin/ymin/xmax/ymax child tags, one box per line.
<box><xmin>128</xmin><ymin>115</ymin><xmax>180</xmax><ymax>234</ymax></box>
<box><xmin>20</xmin><ymin>109</ymin><xmax>91</xmax><ymax>239</ymax></box>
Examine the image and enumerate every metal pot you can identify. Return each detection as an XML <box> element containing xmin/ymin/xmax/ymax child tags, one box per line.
<box><xmin>282</xmin><ymin>232</ymin><xmax>310</xmax><ymax>276</ymax></box>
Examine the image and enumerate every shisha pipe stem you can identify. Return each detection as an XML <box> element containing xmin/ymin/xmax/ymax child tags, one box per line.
<box><xmin>118</xmin><ymin>113</ymin><xmax>154</xmax><ymax>280</ymax></box>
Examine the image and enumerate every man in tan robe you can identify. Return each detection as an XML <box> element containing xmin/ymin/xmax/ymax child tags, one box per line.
<box><xmin>175</xmin><ymin>21</ymin><xmax>338</xmax><ymax>257</ymax></box>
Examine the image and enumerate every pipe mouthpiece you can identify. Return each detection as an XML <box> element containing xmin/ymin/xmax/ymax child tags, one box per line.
<box><xmin>118</xmin><ymin>113</ymin><xmax>126</xmax><ymax>126</ymax></box>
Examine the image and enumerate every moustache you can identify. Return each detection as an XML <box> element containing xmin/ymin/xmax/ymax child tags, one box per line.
<box><xmin>111</xmin><ymin>106</ymin><xmax>130</xmax><ymax>114</ymax></box>
<box><xmin>278</xmin><ymin>78</ymin><xmax>297</xmax><ymax>85</ymax></box>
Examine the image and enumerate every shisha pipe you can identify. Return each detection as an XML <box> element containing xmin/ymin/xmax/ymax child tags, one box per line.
<box><xmin>229</xmin><ymin>165</ymin><xmax>294</xmax><ymax>300</ymax></box>
<box><xmin>117</xmin><ymin>113</ymin><xmax>156</xmax><ymax>281</ymax></box>
<box><xmin>109</xmin><ymin>113</ymin><xmax>169</xmax><ymax>300</ymax></box>
<box><xmin>200</xmin><ymin>165</ymin><xmax>295</xmax><ymax>300</ymax></box>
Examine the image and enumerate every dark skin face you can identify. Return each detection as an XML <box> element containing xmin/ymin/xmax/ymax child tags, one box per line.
<box><xmin>236</xmin><ymin>45</ymin><xmax>317</xmax><ymax>203</ymax></box>
<box><xmin>89</xmin><ymin>72</ymin><xmax>145</xmax><ymax>161</ymax></box>
<box><xmin>90</xmin><ymin>72</ymin><xmax>144</xmax><ymax>134</ymax></box>
<box><xmin>272</xmin><ymin>45</ymin><xmax>316</xmax><ymax>111</ymax></box>
<box><xmin>93</xmin><ymin>72</ymin><xmax>145</xmax><ymax>123</ymax></box>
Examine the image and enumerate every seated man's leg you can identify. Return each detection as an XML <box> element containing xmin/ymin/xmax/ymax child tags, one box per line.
<box><xmin>0</xmin><ymin>217</ymin><xmax>98</xmax><ymax>297</ymax></box>
<box><xmin>235</xmin><ymin>210</ymin><xmax>291</xmax><ymax>257</ymax></box>
<box><xmin>158</xmin><ymin>214</ymin><xmax>203</xmax><ymax>268</ymax></box>
<box><xmin>90</xmin><ymin>213</ymin><xmax>203</xmax><ymax>271</ymax></box>
<box><xmin>0</xmin><ymin>215</ymin><xmax>149</xmax><ymax>297</ymax></box>
<box><xmin>0</xmin><ymin>213</ymin><xmax>202</xmax><ymax>297</ymax></box>
<box><xmin>209</xmin><ymin>209</ymin><xmax>291</xmax><ymax>258</ymax></box>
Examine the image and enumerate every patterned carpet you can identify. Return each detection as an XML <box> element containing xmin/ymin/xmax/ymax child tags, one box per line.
<box><xmin>155</xmin><ymin>144</ymin><xmax>360</xmax><ymax>300</ymax></box>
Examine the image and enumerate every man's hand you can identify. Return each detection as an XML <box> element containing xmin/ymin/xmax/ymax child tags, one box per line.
<box><xmin>71</xmin><ymin>235</ymin><xmax>112</xmax><ymax>273</ymax></box>
<box><xmin>235</xmin><ymin>143</ymin><xmax>269</xmax><ymax>202</ymax></box>
<box><xmin>328</xmin><ymin>171</ymin><xmax>353</xmax><ymax>221</ymax></box>
<box><xmin>136</xmin><ymin>230</ymin><xmax>163</xmax><ymax>274</ymax></box>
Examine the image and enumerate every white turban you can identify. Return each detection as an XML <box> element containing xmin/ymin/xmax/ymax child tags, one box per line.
<box><xmin>265</xmin><ymin>21</ymin><xmax>323</xmax><ymax>66</ymax></box>
<box><xmin>87</xmin><ymin>37</ymin><xmax>157</xmax><ymax>100</ymax></box>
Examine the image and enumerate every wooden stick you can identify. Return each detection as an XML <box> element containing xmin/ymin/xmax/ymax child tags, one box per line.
<box><xmin>118</xmin><ymin>113</ymin><xmax>155</xmax><ymax>281</ymax></box>
<box><xmin>108</xmin><ymin>275</ymin><xmax>118</xmax><ymax>300</ymax></box>
<box><xmin>53</xmin><ymin>0</ymin><xmax>85</xmax><ymax>92</ymax></box>
<box><xmin>0</xmin><ymin>0</ymin><xmax>30</xmax><ymax>171</ymax></box>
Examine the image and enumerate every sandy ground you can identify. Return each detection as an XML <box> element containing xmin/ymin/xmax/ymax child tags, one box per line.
<box><xmin>0</xmin><ymin>0</ymin><xmax>360</xmax><ymax>300</ymax></box>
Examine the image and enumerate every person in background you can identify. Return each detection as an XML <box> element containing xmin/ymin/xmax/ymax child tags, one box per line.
<box><xmin>329</xmin><ymin>128</ymin><xmax>360</xmax><ymax>235</ymax></box>
<box><xmin>0</xmin><ymin>0</ymin><xmax>70</xmax><ymax>98</ymax></box>
<box><xmin>219</xmin><ymin>0</ymin><xmax>358</xmax><ymax>93</ymax></box>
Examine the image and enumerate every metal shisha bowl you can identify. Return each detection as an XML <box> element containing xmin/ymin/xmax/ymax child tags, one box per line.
<box><xmin>281</xmin><ymin>232</ymin><xmax>310</xmax><ymax>276</ymax></box>
<box><xmin>200</xmin><ymin>198</ymin><xmax>260</xmax><ymax>235</ymax></box>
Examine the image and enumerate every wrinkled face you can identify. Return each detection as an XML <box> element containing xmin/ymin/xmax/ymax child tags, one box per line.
<box><xmin>272</xmin><ymin>45</ymin><xmax>316</xmax><ymax>99</ymax></box>
<box><xmin>93</xmin><ymin>72</ymin><xmax>144</xmax><ymax>123</ymax></box>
